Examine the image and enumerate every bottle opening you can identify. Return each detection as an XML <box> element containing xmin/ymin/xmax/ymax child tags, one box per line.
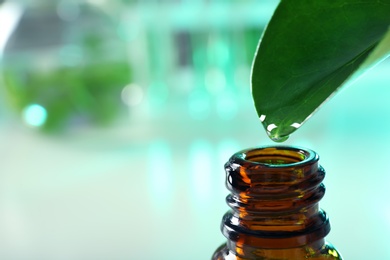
<box><xmin>243</xmin><ymin>146</ymin><xmax>314</xmax><ymax>167</ymax></box>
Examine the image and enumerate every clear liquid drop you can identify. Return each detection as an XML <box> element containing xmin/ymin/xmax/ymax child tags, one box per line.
<box><xmin>269</xmin><ymin>134</ymin><xmax>289</xmax><ymax>143</ymax></box>
<box><xmin>262</xmin><ymin>119</ymin><xmax>303</xmax><ymax>143</ymax></box>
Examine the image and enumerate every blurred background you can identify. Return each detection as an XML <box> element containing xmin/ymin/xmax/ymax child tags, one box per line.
<box><xmin>0</xmin><ymin>0</ymin><xmax>389</xmax><ymax>259</ymax></box>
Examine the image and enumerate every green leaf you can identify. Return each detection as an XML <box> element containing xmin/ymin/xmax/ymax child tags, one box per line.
<box><xmin>251</xmin><ymin>0</ymin><xmax>390</xmax><ymax>142</ymax></box>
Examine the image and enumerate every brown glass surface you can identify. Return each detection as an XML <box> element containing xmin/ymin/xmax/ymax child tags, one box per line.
<box><xmin>212</xmin><ymin>146</ymin><xmax>342</xmax><ymax>260</ymax></box>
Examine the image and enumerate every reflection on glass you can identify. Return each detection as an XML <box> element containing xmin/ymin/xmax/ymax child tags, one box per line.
<box><xmin>0</xmin><ymin>2</ymin><xmax>23</xmax><ymax>59</ymax></box>
<box><xmin>216</xmin><ymin>139</ymin><xmax>240</xmax><ymax>196</ymax></box>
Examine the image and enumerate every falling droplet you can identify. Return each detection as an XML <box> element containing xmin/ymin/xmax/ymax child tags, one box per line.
<box><xmin>269</xmin><ymin>134</ymin><xmax>289</xmax><ymax>143</ymax></box>
<box><xmin>261</xmin><ymin>118</ymin><xmax>302</xmax><ymax>143</ymax></box>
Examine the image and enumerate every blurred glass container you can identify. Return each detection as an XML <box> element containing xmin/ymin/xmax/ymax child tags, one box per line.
<box><xmin>1</xmin><ymin>0</ymin><xmax>132</xmax><ymax>132</ymax></box>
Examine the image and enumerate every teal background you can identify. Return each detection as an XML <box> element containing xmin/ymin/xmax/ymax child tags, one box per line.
<box><xmin>0</xmin><ymin>0</ymin><xmax>389</xmax><ymax>259</ymax></box>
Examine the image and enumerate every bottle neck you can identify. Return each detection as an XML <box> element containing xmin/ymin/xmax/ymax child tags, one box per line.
<box><xmin>221</xmin><ymin>146</ymin><xmax>330</xmax><ymax>256</ymax></box>
<box><xmin>225</xmin><ymin>239</ymin><xmax>327</xmax><ymax>259</ymax></box>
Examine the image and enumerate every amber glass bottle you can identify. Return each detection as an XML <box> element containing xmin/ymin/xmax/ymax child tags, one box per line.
<box><xmin>212</xmin><ymin>146</ymin><xmax>342</xmax><ymax>260</ymax></box>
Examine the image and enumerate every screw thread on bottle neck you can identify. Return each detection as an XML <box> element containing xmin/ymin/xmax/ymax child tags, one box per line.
<box><xmin>221</xmin><ymin>146</ymin><xmax>330</xmax><ymax>254</ymax></box>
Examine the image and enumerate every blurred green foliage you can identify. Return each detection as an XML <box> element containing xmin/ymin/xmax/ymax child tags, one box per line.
<box><xmin>3</xmin><ymin>60</ymin><xmax>131</xmax><ymax>132</ymax></box>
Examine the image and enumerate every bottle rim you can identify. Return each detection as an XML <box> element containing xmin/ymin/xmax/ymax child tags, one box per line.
<box><xmin>232</xmin><ymin>145</ymin><xmax>318</xmax><ymax>168</ymax></box>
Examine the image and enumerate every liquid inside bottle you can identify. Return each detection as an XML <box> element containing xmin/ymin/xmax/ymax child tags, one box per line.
<box><xmin>212</xmin><ymin>146</ymin><xmax>342</xmax><ymax>260</ymax></box>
